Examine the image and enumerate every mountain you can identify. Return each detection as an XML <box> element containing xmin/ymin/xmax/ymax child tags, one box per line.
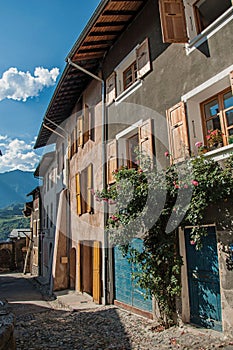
<box><xmin>0</xmin><ymin>170</ymin><xmax>38</xmax><ymax>208</ymax></box>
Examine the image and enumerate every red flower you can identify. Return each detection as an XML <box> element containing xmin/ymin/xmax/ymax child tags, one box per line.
<box><xmin>165</xmin><ymin>151</ymin><xmax>169</xmax><ymax>157</ymax></box>
<box><xmin>191</xmin><ymin>180</ymin><xmax>199</xmax><ymax>186</ymax></box>
<box><xmin>190</xmin><ymin>240</ymin><xmax>196</xmax><ymax>245</ymax></box>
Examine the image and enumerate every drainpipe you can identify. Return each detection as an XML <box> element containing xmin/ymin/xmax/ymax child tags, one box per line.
<box><xmin>67</xmin><ymin>58</ymin><xmax>108</xmax><ymax>304</ymax></box>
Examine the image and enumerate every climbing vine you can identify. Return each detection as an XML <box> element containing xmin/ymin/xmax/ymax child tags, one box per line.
<box><xmin>95</xmin><ymin>153</ymin><xmax>233</xmax><ymax>326</ymax></box>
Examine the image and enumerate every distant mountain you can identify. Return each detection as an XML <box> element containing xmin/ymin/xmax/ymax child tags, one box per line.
<box><xmin>0</xmin><ymin>170</ymin><xmax>38</xmax><ymax>208</ymax></box>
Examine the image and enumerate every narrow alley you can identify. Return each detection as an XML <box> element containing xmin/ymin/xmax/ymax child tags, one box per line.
<box><xmin>0</xmin><ymin>273</ymin><xmax>233</xmax><ymax>350</ymax></box>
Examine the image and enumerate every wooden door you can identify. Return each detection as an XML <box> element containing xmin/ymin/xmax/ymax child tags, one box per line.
<box><xmin>93</xmin><ymin>241</ymin><xmax>101</xmax><ymax>304</ymax></box>
<box><xmin>185</xmin><ymin>227</ymin><xmax>222</xmax><ymax>331</ymax></box>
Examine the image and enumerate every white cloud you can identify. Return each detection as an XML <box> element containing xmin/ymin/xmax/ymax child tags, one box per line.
<box><xmin>0</xmin><ymin>135</ymin><xmax>40</xmax><ymax>173</ymax></box>
<box><xmin>0</xmin><ymin>66</ymin><xmax>59</xmax><ymax>102</ymax></box>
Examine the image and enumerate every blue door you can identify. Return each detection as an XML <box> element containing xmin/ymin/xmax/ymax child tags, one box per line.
<box><xmin>114</xmin><ymin>238</ymin><xmax>152</xmax><ymax>312</ymax></box>
<box><xmin>185</xmin><ymin>227</ymin><xmax>222</xmax><ymax>331</ymax></box>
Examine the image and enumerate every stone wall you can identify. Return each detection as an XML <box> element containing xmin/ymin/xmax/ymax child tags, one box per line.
<box><xmin>0</xmin><ymin>300</ymin><xmax>16</xmax><ymax>350</ymax></box>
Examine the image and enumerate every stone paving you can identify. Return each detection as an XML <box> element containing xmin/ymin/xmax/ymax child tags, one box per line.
<box><xmin>2</xmin><ymin>274</ymin><xmax>233</xmax><ymax>350</ymax></box>
<box><xmin>14</xmin><ymin>305</ymin><xmax>233</xmax><ymax>350</ymax></box>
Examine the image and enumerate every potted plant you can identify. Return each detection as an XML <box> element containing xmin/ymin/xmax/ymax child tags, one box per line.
<box><xmin>206</xmin><ymin>129</ymin><xmax>223</xmax><ymax>149</ymax></box>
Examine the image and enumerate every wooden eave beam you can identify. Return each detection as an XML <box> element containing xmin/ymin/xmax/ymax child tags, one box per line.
<box><xmin>94</xmin><ymin>21</ymin><xmax>128</xmax><ymax>27</ymax></box>
<box><xmin>102</xmin><ymin>10</ymin><xmax>136</xmax><ymax>15</ymax></box>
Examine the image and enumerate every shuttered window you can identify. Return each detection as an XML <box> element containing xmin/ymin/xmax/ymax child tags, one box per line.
<box><xmin>87</xmin><ymin>164</ymin><xmax>93</xmax><ymax>214</ymax></box>
<box><xmin>159</xmin><ymin>0</ymin><xmax>188</xmax><ymax>43</ymax></box>
<box><xmin>76</xmin><ymin>173</ymin><xmax>82</xmax><ymax>216</ymax></box>
<box><xmin>70</xmin><ymin>127</ymin><xmax>77</xmax><ymax>158</ymax></box>
<box><xmin>106</xmin><ymin>72</ymin><xmax>116</xmax><ymax>104</ymax></box>
<box><xmin>138</xmin><ymin>119</ymin><xmax>154</xmax><ymax>165</ymax></box>
<box><xmin>77</xmin><ymin>115</ymin><xmax>83</xmax><ymax>147</ymax></box>
<box><xmin>107</xmin><ymin>139</ymin><xmax>118</xmax><ymax>184</ymax></box>
<box><xmin>166</xmin><ymin>102</ymin><xmax>190</xmax><ymax>163</ymax></box>
<box><xmin>136</xmin><ymin>38</ymin><xmax>151</xmax><ymax>79</ymax></box>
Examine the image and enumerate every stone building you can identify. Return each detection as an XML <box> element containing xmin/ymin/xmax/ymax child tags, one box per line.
<box><xmin>34</xmin><ymin>0</ymin><xmax>233</xmax><ymax>336</ymax></box>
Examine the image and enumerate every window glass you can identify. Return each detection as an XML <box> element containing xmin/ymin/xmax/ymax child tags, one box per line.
<box><xmin>204</xmin><ymin>99</ymin><xmax>219</xmax><ymax>119</ymax></box>
<box><xmin>206</xmin><ymin>116</ymin><xmax>221</xmax><ymax>131</ymax></box>
<box><xmin>226</xmin><ymin>110</ymin><xmax>233</xmax><ymax>127</ymax></box>
<box><xmin>223</xmin><ymin>91</ymin><xmax>233</xmax><ymax>109</ymax></box>
<box><xmin>123</xmin><ymin>61</ymin><xmax>137</xmax><ymax>91</ymax></box>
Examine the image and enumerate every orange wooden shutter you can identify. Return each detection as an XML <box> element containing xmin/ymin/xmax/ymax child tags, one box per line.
<box><xmin>77</xmin><ymin>241</ymin><xmax>81</xmax><ymax>292</ymax></box>
<box><xmin>136</xmin><ymin>38</ymin><xmax>151</xmax><ymax>79</ymax></box>
<box><xmin>230</xmin><ymin>71</ymin><xmax>233</xmax><ymax>94</ymax></box>
<box><xmin>107</xmin><ymin>139</ymin><xmax>118</xmax><ymax>184</ymax></box>
<box><xmin>93</xmin><ymin>241</ymin><xmax>101</xmax><ymax>304</ymax></box>
<box><xmin>106</xmin><ymin>72</ymin><xmax>116</xmax><ymax>104</ymax></box>
<box><xmin>76</xmin><ymin>173</ymin><xmax>82</xmax><ymax>215</ymax></box>
<box><xmin>159</xmin><ymin>0</ymin><xmax>188</xmax><ymax>43</ymax></box>
<box><xmin>166</xmin><ymin>101</ymin><xmax>190</xmax><ymax>163</ymax></box>
<box><xmin>77</xmin><ymin>115</ymin><xmax>83</xmax><ymax>147</ymax></box>
<box><xmin>87</xmin><ymin>164</ymin><xmax>93</xmax><ymax>214</ymax></box>
<box><xmin>138</xmin><ymin>119</ymin><xmax>154</xmax><ymax>165</ymax></box>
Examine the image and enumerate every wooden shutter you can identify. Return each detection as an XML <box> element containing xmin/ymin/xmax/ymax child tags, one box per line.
<box><xmin>107</xmin><ymin>139</ymin><xmax>118</xmax><ymax>184</ymax></box>
<box><xmin>136</xmin><ymin>38</ymin><xmax>151</xmax><ymax>79</ymax></box>
<box><xmin>76</xmin><ymin>173</ymin><xmax>82</xmax><ymax>215</ymax></box>
<box><xmin>166</xmin><ymin>101</ymin><xmax>190</xmax><ymax>163</ymax></box>
<box><xmin>77</xmin><ymin>116</ymin><xmax>83</xmax><ymax>147</ymax></box>
<box><xmin>84</xmin><ymin>104</ymin><xmax>89</xmax><ymax>144</ymax></box>
<box><xmin>230</xmin><ymin>71</ymin><xmax>233</xmax><ymax>95</ymax></box>
<box><xmin>138</xmin><ymin>119</ymin><xmax>154</xmax><ymax>164</ymax></box>
<box><xmin>87</xmin><ymin>164</ymin><xmax>93</xmax><ymax>214</ymax></box>
<box><xmin>77</xmin><ymin>241</ymin><xmax>81</xmax><ymax>292</ymax></box>
<box><xmin>106</xmin><ymin>72</ymin><xmax>116</xmax><ymax>104</ymax></box>
<box><xmin>93</xmin><ymin>241</ymin><xmax>101</xmax><ymax>304</ymax></box>
<box><xmin>159</xmin><ymin>0</ymin><xmax>188</xmax><ymax>43</ymax></box>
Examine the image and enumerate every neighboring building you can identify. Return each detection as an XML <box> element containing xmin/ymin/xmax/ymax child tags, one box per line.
<box><xmin>34</xmin><ymin>152</ymin><xmax>58</xmax><ymax>282</ymax></box>
<box><xmin>0</xmin><ymin>228</ymin><xmax>31</xmax><ymax>273</ymax></box>
<box><xmin>26</xmin><ymin>187</ymin><xmax>42</xmax><ymax>275</ymax></box>
<box><xmin>34</xmin><ymin>0</ymin><xmax>233</xmax><ymax>336</ymax></box>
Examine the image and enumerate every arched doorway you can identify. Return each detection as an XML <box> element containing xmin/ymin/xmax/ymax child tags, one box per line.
<box><xmin>69</xmin><ymin>248</ymin><xmax>76</xmax><ymax>290</ymax></box>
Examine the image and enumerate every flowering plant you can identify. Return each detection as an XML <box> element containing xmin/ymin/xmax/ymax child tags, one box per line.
<box><xmin>206</xmin><ymin>129</ymin><xmax>223</xmax><ymax>147</ymax></box>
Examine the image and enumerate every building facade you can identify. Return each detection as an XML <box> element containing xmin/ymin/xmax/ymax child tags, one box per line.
<box><xmin>34</xmin><ymin>0</ymin><xmax>233</xmax><ymax>336</ymax></box>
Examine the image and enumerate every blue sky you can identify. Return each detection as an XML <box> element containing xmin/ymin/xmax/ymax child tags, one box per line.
<box><xmin>0</xmin><ymin>0</ymin><xmax>100</xmax><ymax>173</ymax></box>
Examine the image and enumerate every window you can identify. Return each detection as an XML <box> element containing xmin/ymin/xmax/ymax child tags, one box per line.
<box><xmin>84</xmin><ymin>104</ymin><xmax>94</xmax><ymax>144</ymax></box>
<box><xmin>126</xmin><ymin>133</ymin><xmax>139</xmax><ymax>169</ymax></box>
<box><xmin>76</xmin><ymin>164</ymin><xmax>93</xmax><ymax>216</ymax></box>
<box><xmin>107</xmin><ymin>119</ymin><xmax>154</xmax><ymax>184</ymax></box>
<box><xmin>194</xmin><ymin>0</ymin><xmax>232</xmax><ymax>33</ymax></box>
<box><xmin>201</xmin><ymin>88</ymin><xmax>233</xmax><ymax>146</ymax></box>
<box><xmin>106</xmin><ymin>38</ymin><xmax>151</xmax><ymax>103</ymax></box>
<box><xmin>123</xmin><ymin>61</ymin><xmax>137</xmax><ymax>91</ymax></box>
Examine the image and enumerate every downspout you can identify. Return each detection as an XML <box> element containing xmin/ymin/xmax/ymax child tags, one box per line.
<box><xmin>67</xmin><ymin>58</ymin><xmax>108</xmax><ymax>304</ymax></box>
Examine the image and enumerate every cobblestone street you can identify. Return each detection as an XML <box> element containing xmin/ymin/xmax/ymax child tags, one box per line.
<box><xmin>14</xmin><ymin>304</ymin><xmax>233</xmax><ymax>350</ymax></box>
<box><xmin>1</xmin><ymin>274</ymin><xmax>233</xmax><ymax>350</ymax></box>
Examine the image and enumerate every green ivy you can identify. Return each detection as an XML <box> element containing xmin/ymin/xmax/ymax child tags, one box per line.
<box><xmin>95</xmin><ymin>154</ymin><xmax>233</xmax><ymax>326</ymax></box>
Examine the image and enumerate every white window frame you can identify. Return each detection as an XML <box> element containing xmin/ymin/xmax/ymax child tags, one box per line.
<box><xmin>116</xmin><ymin>120</ymin><xmax>143</xmax><ymax>168</ymax></box>
<box><xmin>181</xmin><ymin>64</ymin><xmax>233</xmax><ymax>160</ymax></box>
<box><xmin>184</xmin><ymin>0</ymin><xmax>233</xmax><ymax>54</ymax></box>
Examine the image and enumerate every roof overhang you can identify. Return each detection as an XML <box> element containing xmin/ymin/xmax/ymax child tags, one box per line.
<box><xmin>34</xmin><ymin>0</ymin><xmax>148</xmax><ymax>149</ymax></box>
<box><xmin>34</xmin><ymin>151</ymin><xmax>55</xmax><ymax>177</ymax></box>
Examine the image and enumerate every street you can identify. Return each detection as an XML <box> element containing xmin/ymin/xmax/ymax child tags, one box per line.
<box><xmin>0</xmin><ymin>273</ymin><xmax>233</xmax><ymax>349</ymax></box>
